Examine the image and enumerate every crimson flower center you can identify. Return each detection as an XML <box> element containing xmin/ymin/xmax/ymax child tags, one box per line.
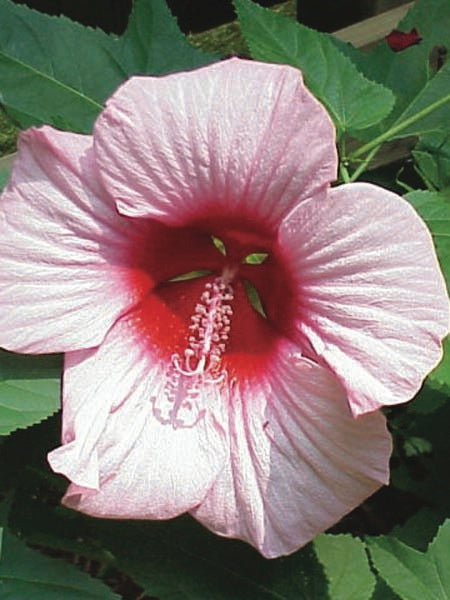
<box><xmin>128</xmin><ymin>218</ymin><xmax>297</xmax><ymax>427</ymax></box>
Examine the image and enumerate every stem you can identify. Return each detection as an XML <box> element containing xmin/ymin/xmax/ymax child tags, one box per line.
<box><xmin>348</xmin><ymin>145</ymin><xmax>380</xmax><ymax>182</ymax></box>
<box><xmin>339</xmin><ymin>161</ymin><xmax>351</xmax><ymax>183</ymax></box>
<box><xmin>412</xmin><ymin>166</ymin><xmax>437</xmax><ymax>192</ymax></box>
<box><xmin>396</xmin><ymin>179</ymin><xmax>415</xmax><ymax>194</ymax></box>
<box><xmin>349</xmin><ymin>93</ymin><xmax>450</xmax><ymax>160</ymax></box>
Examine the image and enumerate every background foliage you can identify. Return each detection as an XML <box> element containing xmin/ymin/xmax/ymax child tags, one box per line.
<box><xmin>0</xmin><ymin>0</ymin><xmax>449</xmax><ymax>598</ymax></box>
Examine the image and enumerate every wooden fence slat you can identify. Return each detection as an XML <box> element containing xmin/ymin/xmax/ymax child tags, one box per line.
<box><xmin>334</xmin><ymin>2</ymin><xmax>413</xmax><ymax>48</ymax></box>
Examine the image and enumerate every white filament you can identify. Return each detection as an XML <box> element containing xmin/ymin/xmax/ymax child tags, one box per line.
<box><xmin>151</xmin><ymin>275</ymin><xmax>234</xmax><ymax>429</ymax></box>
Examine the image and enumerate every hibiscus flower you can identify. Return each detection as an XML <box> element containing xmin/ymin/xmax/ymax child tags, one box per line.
<box><xmin>0</xmin><ymin>58</ymin><xmax>448</xmax><ymax>558</ymax></box>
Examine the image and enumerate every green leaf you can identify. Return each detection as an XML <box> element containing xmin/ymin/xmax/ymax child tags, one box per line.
<box><xmin>0</xmin><ymin>413</ymin><xmax>62</xmax><ymax>491</ymax></box>
<box><xmin>403</xmin><ymin>436</ymin><xmax>432</xmax><ymax>457</ymax></box>
<box><xmin>351</xmin><ymin>63</ymin><xmax>450</xmax><ymax>160</ymax></box>
<box><xmin>0</xmin><ymin>0</ymin><xmax>126</xmax><ymax>132</ymax></box>
<box><xmin>336</xmin><ymin>0</ymin><xmax>450</xmax><ymax>140</ymax></box>
<box><xmin>413</xmin><ymin>132</ymin><xmax>450</xmax><ymax>191</ymax></box>
<box><xmin>426</xmin><ymin>336</ymin><xmax>450</xmax><ymax>394</ymax></box>
<box><xmin>0</xmin><ymin>527</ymin><xmax>119</xmax><ymax>600</ymax></box>
<box><xmin>367</xmin><ymin>520</ymin><xmax>450</xmax><ymax>600</ymax></box>
<box><xmin>314</xmin><ymin>534</ymin><xmax>376</xmax><ymax>600</ymax></box>
<box><xmin>404</xmin><ymin>191</ymin><xmax>450</xmax><ymax>393</ymax></box>
<box><xmin>406</xmin><ymin>383</ymin><xmax>447</xmax><ymax>414</ymax></box>
<box><xmin>116</xmin><ymin>0</ymin><xmax>218</xmax><ymax>75</ymax></box>
<box><xmin>391</xmin><ymin>400</ymin><xmax>450</xmax><ymax>511</ymax></box>
<box><xmin>91</xmin><ymin>517</ymin><xmax>328</xmax><ymax>599</ymax></box>
<box><xmin>393</xmin><ymin>0</ymin><xmax>450</xmax><ymax>132</ymax></box>
<box><xmin>0</xmin><ymin>0</ymin><xmax>218</xmax><ymax>133</ymax></box>
<box><xmin>6</xmin><ymin>487</ymin><xmax>327</xmax><ymax>600</ymax></box>
<box><xmin>8</xmin><ymin>492</ymin><xmax>112</xmax><ymax>565</ymax></box>
<box><xmin>388</xmin><ymin>61</ymin><xmax>450</xmax><ymax>140</ymax></box>
<box><xmin>370</xmin><ymin>577</ymin><xmax>401</xmax><ymax>600</ymax></box>
<box><xmin>0</xmin><ymin>350</ymin><xmax>61</xmax><ymax>435</ymax></box>
<box><xmin>343</xmin><ymin>44</ymin><xmax>428</xmax><ymax>140</ymax></box>
<box><xmin>340</xmin><ymin>0</ymin><xmax>450</xmax><ymax>162</ymax></box>
<box><xmin>0</xmin><ymin>168</ymin><xmax>8</xmax><ymax>192</ymax></box>
<box><xmin>391</xmin><ymin>508</ymin><xmax>447</xmax><ymax>552</ymax></box>
<box><xmin>406</xmin><ymin>190</ymin><xmax>450</xmax><ymax>287</ymax></box>
<box><xmin>405</xmin><ymin>189</ymin><xmax>450</xmax><ymax>393</ymax></box>
<box><xmin>0</xmin><ymin>107</ymin><xmax>17</xmax><ymax>154</ymax></box>
<box><xmin>393</xmin><ymin>0</ymin><xmax>450</xmax><ymax>62</ymax></box>
<box><xmin>233</xmin><ymin>0</ymin><xmax>394</xmax><ymax>136</ymax></box>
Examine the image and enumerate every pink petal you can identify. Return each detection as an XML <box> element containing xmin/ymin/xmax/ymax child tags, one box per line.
<box><xmin>192</xmin><ymin>342</ymin><xmax>391</xmax><ymax>558</ymax></box>
<box><xmin>0</xmin><ymin>127</ymin><xmax>149</xmax><ymax>353</ymax></box>
<box><xmin>48</xmin><ymin>310</ymin><xmax>228</xmax><ymax>519</ymax></box>
<box><xmin>280</xmin><ymin>182</ymin><xmax>449</xmax><ymax>415</ymax></box>
<box><xmin>94</xmin><ymin>58</ymin><xmax>337</xmax><ymax>230</ymax></box>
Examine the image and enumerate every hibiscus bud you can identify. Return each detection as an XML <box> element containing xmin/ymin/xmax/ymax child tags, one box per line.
<box><xmin>386</xmin><ymin>27</ymin><xmax>422</xmax><ymax>52</ymax></box>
